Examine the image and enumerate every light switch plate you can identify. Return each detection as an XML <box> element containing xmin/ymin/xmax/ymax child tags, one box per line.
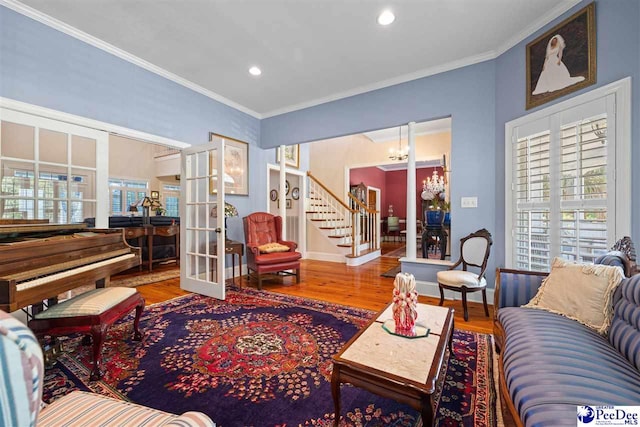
<box><xmin>461</xmin><ymin>197</ymin><xmax>478</xmax><ymax>208</ymax></box>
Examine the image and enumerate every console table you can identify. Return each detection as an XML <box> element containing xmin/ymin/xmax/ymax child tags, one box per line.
<box><xmin>123</xmin><ymin>225</ymin><xmax>179</xmax><ymax>272</ymax></box>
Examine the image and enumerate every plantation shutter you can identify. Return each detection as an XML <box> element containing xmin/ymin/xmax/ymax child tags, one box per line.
<box><xmin>510</xmin><ymin>96</ymin><xmax>615</xmax><ymax>272</ymax></box>
<box><xmin>558</xmin><ymin>115</ymin><xmax>608</xmax><ymax>263</ymax></box>
<box><xmin>515</xmin><ymin>129</ymin><xmax>551</xmax><ymax>271</ymax></box>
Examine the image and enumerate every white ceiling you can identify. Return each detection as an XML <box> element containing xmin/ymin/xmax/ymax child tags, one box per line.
<box><xmin>9</xmin><ymin>0</ymin><xmax>580</xmax><ymax>118</ymax></box>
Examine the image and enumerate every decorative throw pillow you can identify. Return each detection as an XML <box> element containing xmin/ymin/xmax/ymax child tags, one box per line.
<box><xmin>258</xmin><ymin>242</ymin><xmax>290</xmax><ymax>253</ymax></box>
<box><xmin>523</xmin><ymin>257</ymin><xmax>624</xmax><ymax>335</ymax></box>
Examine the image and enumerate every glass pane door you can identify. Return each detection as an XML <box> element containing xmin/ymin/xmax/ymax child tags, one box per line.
<box><xmin>180</xmin><ymin>140</ymin><xmax>225</xmax><ymax>300</ymax></box>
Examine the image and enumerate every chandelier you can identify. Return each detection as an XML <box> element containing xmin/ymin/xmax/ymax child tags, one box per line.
<box><xmin>421</xmin><ymin>170</ymin><xmax>445</xmax><ymax>200</ymax></box>
<box><xmin>388</xmin><ymin>126</ymin><xmax>408</xmax><ymax>161</ymax></box>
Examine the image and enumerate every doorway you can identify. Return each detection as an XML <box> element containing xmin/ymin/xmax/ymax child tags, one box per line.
<box><xmin>267</xmin><ymin>165</ymin><xmax>306</xmax><ymax>257</ymax></box>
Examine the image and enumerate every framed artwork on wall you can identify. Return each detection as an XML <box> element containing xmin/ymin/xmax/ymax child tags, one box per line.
<box><xmin>150</xmin><ymin>191</ymin><xmax>159</xmax><ymax>200</ymax></box>
<box><xmin>276</xmin><ymin>145</ymin><xmax>300</xmax><ymax>169</ymax></box>
<box><xmin>276</xmin><ymin>199</ymin><xmax>292</xmax><ymax>209</ymax></box>
<box><xmin>526</xmin><ymin>2</ymin><xmax>596</xmax><ymax>110</ymax></box>
<box><xmin>209</xmin><ymin>132</ymin><xmax>249</xmax><ymax>196</ymax></box>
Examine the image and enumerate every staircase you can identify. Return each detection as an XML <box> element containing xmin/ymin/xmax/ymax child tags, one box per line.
<box><xmin>306</xmin><ymin>172</ymin><xmax>380</xmax><ymax>266</ymax></box>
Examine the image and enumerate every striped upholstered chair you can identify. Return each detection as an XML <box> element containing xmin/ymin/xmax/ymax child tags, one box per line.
<box><xmin>0</xmin><ymin>309</ymin><xmax>215</xmax><ymax>427</ymax></box>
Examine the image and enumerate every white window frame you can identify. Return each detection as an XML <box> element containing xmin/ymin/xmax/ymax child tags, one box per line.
<box><xmin>162</xmin><ymin>184</ymin><xmax>180</xmax><ymax>217</ymax></box>
<box><xmin>505</xmin><ymin>77</ymin><xmax>631</xmax><ymax>269</ymax></box>
<box><xmin>0</xmin><ymin>109</ymin><xmax>107</xmax><ymax>225</ymax></box>
<box><xmin>108</xmin><ymin>178</ymin><xmax>149</xmax><ymax>215</ymax></box>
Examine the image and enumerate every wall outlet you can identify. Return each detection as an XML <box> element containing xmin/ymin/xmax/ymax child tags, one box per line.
<box><xmin>461</xmin><ymin>197</ymin><xmax>478</xmax><ymax>208</ymax></box>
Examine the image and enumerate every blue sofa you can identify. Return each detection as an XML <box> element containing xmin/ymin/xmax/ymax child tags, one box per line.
<box><xmin>494</xmin><ymin>263</ymin><xmax>640</xmax><ymax>426</ymax></box>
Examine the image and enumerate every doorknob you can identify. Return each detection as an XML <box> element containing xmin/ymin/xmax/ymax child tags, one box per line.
<box><xmin>214</xmin><ymin>228</ymin><xmax>222</xmax><ymax>233</ymax></box>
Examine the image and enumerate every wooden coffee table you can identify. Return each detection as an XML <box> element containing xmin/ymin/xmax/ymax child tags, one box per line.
<box><xmin>331</xmin><ymin>303</ymin><xmax>454</xmax><ymax>426</ymax></box>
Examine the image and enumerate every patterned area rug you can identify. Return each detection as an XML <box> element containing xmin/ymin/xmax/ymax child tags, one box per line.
<box><xmin>110</xmin><ymin>266</ymin><xmax>180</xmax><ymax>287</ymax></box>
<box><xmin>58</xmin><ymin>267</ymin><xmax>180</xmax><ymax>301</ymax></box>
<box><xmin>42</xmin><ymin>288</ymin><xmax>498</xmax><ymax>426</ymax></box>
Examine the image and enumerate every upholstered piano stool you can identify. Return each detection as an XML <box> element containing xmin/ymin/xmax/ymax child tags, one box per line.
<box><xmin>28</xmin><ymin>287</ymin><xmax>144</xmax><ymax>381</ymax></box>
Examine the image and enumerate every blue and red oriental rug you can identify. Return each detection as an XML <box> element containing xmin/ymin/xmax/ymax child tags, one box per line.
<box><xmin>42</xmin><ymin>288</ymin><xmax>499</xmax><ymax>426</ymax></box>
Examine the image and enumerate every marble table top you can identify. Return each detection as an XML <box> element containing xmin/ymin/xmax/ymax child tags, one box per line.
<box><xmin>376</xmin><ymin>303</ymin><xmax>450</xmax><ymax>336</ymax></box>
<box><xmin>340</xmin><ymin>303</ymin><xmax>451</xmax><ymax>384</ymax></box>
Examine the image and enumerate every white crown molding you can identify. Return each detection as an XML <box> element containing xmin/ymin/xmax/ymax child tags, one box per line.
<box><xmin>0</xmin><ymin>96</ymin><xmax>191</xmax><ymax>149</ymax></box>
<box><xmin>2</xmin><ymin>0</ymin><xmax>582</xmax><ymax>120</ymax></box>
<box><xmin>261</xmin><ymin>50</ymin><xmax>497</xmax><ymax>118</ymax></box>
<box><xmin>364</xmin><ymin>126</ymin><xmax>451</xmax><ymax>144</ymax></box>
<box><xmin>0</xmin><ymin>0</ymin><xmax>262</xmax><ymax>119</ymax></box>
<box><xmin>376</xmin><ymin>159</ymin><xmax>441</xmax><ymax>172</ymax></box>
<box><xmin>495</xmin><ymin>0</ymin><xmax>582</xmax><ymax>56</ymax></box>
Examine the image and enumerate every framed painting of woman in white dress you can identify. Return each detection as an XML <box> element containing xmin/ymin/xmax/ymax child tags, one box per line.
<box><xmin>526</xmin><ymin>3</ymin><xmax>596</xmax><ymax>110</ymax></box>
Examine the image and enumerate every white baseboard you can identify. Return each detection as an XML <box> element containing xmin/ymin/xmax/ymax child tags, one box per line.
<box><xmin>305</xmin><ymin>251</ymin><xmax>347</xmax><ymax>263</ymax></box>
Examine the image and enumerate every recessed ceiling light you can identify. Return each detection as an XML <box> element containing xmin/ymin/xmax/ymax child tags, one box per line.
<box><xmin>249</xmin><ymin>66</ymin><xmax>262</xmax><ymax>76</ymax></box>
<box><xmin>377</xmin><ymin>10</ymin><xmax>395</xmax><ymax>26</ymax></box>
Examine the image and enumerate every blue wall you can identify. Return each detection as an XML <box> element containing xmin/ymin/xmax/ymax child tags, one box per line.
<box><xmin>1</xmin><ymin>1</ymin><xmax>638</xmax><ymax>283</ymax></box>
<box><xmin>262</xmin><ymin>0</ymin><xmax>640</xmax><ymax>284</ymax></box>
<box><xmin>494</xmin><ymin>0</ymin><xmax>640</xmax><ymax>268</ymax></box>
<box><xmin>262</xmin><ymin>62</ymin><xmax>498</xmax><ymax>280</ymax></box>
<box><xmin>0</xmin><ymin>5</ymin><xmax>265</xmax><ymax>240</ymax></box>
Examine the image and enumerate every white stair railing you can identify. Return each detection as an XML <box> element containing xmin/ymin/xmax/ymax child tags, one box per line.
<box><xmin>306</xmin><ymin>172</ymin><xmax>379</xmax><ymax>257</ymax></box>
<box><xmin>347</xmin><ymin>192</ymin><xmax>379</xmax><ymax>252</ymax></box>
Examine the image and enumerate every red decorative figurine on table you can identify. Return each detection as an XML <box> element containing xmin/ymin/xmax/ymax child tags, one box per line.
<box><xmin>392</xmin><ymin>273</ymin><xmax>418</xmax><ymax>336</ymax></box>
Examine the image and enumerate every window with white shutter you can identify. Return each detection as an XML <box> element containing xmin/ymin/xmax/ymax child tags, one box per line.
<box><xmin>506</xmin><ymin>79</ymin><xmax>631</xmax><ymax>272</ymax></box>
<box><xmin>108</xmin><ymin>178</ymin><xmax>148</xmax><ymax>215</ymax></box>
<box><xmin>515</xmin><ymin>131</ymin><xmax>552</xmax><ymax>270</ymax></box>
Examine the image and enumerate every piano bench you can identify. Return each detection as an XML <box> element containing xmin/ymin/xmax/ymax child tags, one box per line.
<box><xmin>28</xmin><ymin>287</ymin><xmax>145</xmax><ymax>381</ymax></box>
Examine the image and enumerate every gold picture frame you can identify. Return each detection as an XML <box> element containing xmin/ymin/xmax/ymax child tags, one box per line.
<box><xmin>526</xmin><ymin>2</ymin><xmax>596</xmax><ymax>110</ymax></box>
<box><xmin>209</xmin><ymin>132</ymin><xmax>249</xmax><ymax>196</ymax></box>
<box><xmin>276</xmin><ymin>145</ymin><xmax>300</xmax><ymax>169</ymax></box>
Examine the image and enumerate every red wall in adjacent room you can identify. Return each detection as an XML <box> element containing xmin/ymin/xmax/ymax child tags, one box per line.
<box><xmin>350</xmin><ymin>166</ymin><xmax>387</xmax><ymax>211</ymax></box>
<box><xmin>350</xmin><ymin>167</ymin><xmax>386</xmax><ymax>194</ymax></box>
<box><xmin>385</xmin><ymin>170</ymin><xmax>407</xmax><ymax>218</ymax></box>
<box><xmin>349</xmin><ymin>166</ymin><xmax>444</xmax><ymax>220</ymax></box>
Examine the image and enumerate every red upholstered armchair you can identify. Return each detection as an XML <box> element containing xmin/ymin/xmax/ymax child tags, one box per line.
<box><xmin>243</xmin><ymin>212</ymin><xmax>302</xmax><ymax>290</ymax></box>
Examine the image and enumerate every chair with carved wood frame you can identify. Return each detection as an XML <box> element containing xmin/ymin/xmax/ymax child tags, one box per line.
<box><xmin>437</xmin><ymin>228</ymin><xmax>492</xmax><ymax>321</ymax></box>
<box><xmin>243</xmin><ymin>212</ymin><xmax>302</xmax><ymax>290</ymax></box>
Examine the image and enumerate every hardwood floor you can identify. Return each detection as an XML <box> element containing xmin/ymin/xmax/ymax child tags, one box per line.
<box><xmin>133</xmin><ymin>242</ymin><xmax>493</xmax><ymax>334</ymax></box>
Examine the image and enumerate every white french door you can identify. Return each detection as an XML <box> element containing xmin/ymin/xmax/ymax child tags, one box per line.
<box><xmin>180</xmin><ymin>140</ymin><xmax>226</xmax><ymax>300</ymax></box>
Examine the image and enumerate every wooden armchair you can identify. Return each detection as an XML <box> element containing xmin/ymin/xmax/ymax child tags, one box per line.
<box><xmin>243</xmin><ymin>212</ymin><xmax>302</xmax><ymax>290</ymax></box>
<box><xmin>595</xmin><ymin>236</ymin><xmax>638</xmax><ymax>277</ymax></box>
<box><xmin>437</xmin><ymin>228</ymin><xmax>492</xmax><ymax>321</ymax></box>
